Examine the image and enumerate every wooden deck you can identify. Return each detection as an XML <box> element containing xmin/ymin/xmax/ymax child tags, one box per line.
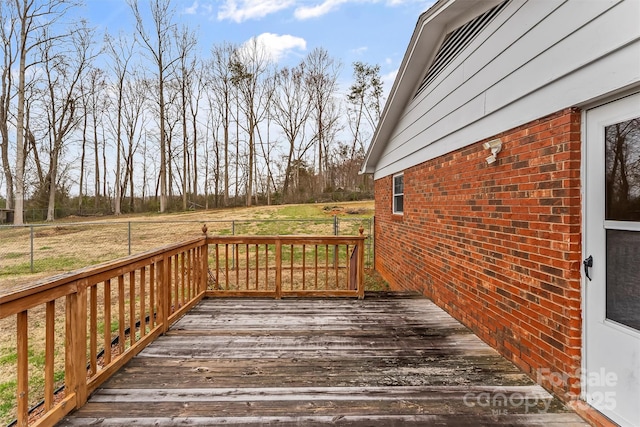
<box><xmin>59</xmin><ymin>295</ymin><xmax>588</xmax><ymax>426</ymax></box>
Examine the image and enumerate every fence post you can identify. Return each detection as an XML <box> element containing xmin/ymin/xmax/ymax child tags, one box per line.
<box><xmin>128</xmin><ymin>222</ymin><xmax>132</xmax><ymax>255</ymax></box>
<box><xmin>30</xmin><ymin>226</ymin><xmax>34</xmax><ymax>273</ymax></box>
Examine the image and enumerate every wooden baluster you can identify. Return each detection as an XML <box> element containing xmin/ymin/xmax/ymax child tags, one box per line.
<box><xmin>182</xmin><ymin>250</ymin><xmax>193</xmax><ymax>305</ymax></box>
<box><xmin>255</xmin><ymin>244</ymin><xmax>259</xmax><ymax>290</ymax></box>
<box><xmin>335</xmin><ymin>245</ymin><xmax>340</xmax><ymax>290</ymax></box>
<box><xmin>17</xmin><ymin>310</ymin><xmax>28</xmax><ymax>427</ymax></box>
<box><xmin>265</xmin><ymin>245</ymin><xmax>269</xmax><ymax>290</ymax></box>
<box><xmin>225</xmin><ymin>244</ymin><xmax>229</xmax><ymax>291</ymax></box>
<box><xmin>290</xmin><ymin>245</ymin><xmax>294</xmax><ymax>291</ymax></box>
<box><xmin>345</xmin><ymin>244</ymin><xmax>350</xmax><ymax>290</ymax></box>
<box><xmin>215</xmin><ymin>244</ymin><xmax>220</xmax><ymax>289</ymax></box>
<box><xmin>187</xmin><ymin>249</ymin><xmax>192</xmax><ymax>301</ymax></box>
<box><xmin>140</xmin><ymin>266</ymin><xmax>146</xmax><ymax>337</ymax></box>
<box><xmin>180</xmin><ymin>252</ymin><xmax>186</xmax><ymax>305</ymax></box>
<box><xmin>90</xmin><ymin>284</ymin><xmax>98</xmax><ymax>375</ymax></box>
<box><xmin>118</xmin><ymin>275</ymin><xmax>125</xmax><ymax>354</ymax></box>
<box><xmin>129</xmin><ymin>271</ymin><xmax>136</xmax><ymax>345</ymax></box>
<box><xmin>235</xmin><ymin>244</ymin><xmax>239</xmax><ymax>289</ymax></box>
<box><xmin>173</xmin><ymin>255</ymin><xmax>179</xmax><ymax>311</ymax></box>
<box><xmin>302</xmin><ymin>244</ymin><xmax>306</xmax><ymax>290</ymax></box>
<box><xmin>103</xmin><ymin>279</ymin><xmax>111</xmax><ymax>365</ymax></box>
<box><xmin>45</xmin><ymin>300</ymin><xmax>55</xmax><ymax>411</ymax></box>
<box><xmin>149</xmin><ymin>264</ymin><xmax>155</xmax><ymax>329</ymax></box>
<box><xmin>245</xmin><ymin>244</ymin><xmax>249</xmax><ymax>290</ymax></box>
<box><xmin>325</xmin><ymin>244</ymin><xmax>329</xmax><ymax>290</ymax></box>
<box><xmin>275</xmin><ymin>239</ymin><xmax>282</xmax><ymax>299</ymax></box>
<box><xmin>314</xmin><ymin>245</ymin><xmax>319</xmax><ymax>290</ymax></box>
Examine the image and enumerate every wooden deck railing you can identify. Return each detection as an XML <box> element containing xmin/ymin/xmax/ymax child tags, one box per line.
<box><xmin>205</xmin><ymin>231</ymin><xmax>366</xmax><ymax>299</ymax></box>
<box><xmin>0</xmin><ymin>231</ymin><xmax>366</xmax><ymax>426</ymax></box>
<box><xmin>0</xmin><ymin>238</ymin><xmax>207</xmax><ymax>427</ymax></box>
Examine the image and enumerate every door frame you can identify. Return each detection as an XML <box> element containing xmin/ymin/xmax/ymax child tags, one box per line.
<box><xmin>580</xmin><ymin>87</ymin><xmax>640</xmax><ymax>424</ymax></box>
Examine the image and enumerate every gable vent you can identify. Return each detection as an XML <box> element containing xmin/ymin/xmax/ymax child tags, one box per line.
<box><xmin>414</xmin><ymin>0</ymin><xmax>509</xmax><ymax>98</ymax></box>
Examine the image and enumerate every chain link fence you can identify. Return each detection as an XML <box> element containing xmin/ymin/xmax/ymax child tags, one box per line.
<box><xmin>0</xmin><ymin>217</ymin><xmax>373</xmax><ymax>289</ymax></box>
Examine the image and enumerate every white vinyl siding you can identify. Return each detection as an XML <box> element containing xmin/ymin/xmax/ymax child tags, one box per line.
<box><xmin>372</xmin><ymin>0</ymin><xmax>640</xmax><ymax>179</ymax></box>
<box><xmin>393</xmin><ymin>173</ymin><xmax>404</xmax><ymax>215</ymax></box>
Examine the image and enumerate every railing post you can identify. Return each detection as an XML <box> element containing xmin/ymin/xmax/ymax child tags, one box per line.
<box><xmin>275</xmin><ymin>237</ymin><xmax>282</xmax><ymax>299</ymax></box>
<box><xmin>65</xmin><ymin>282</ymin><xmax>88</xmax><ymax>409</ymax></box>
<box><xmin>157</xmin><ymin>257</ymin><xmax>169</xmax><ymax>333</ymax></box>
<box><xmin>201</xmin><ymin>225</ymin><xmax>209</xmax><ymax>294</ymax></box>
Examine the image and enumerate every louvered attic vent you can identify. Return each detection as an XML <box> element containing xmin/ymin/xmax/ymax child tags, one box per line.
<box><xmin>414</xmin><ymin>0</ymin><xmax>509</xmax><ymax>97</ymax></box>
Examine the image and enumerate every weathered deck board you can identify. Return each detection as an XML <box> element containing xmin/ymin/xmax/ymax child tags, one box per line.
<box><xmin>59</xmin><ymin>297</ymin><xmax>588</xmax><ymax>426</ymax></box>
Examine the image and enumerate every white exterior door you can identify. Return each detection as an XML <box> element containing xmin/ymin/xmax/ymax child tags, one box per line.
<box><xmin>584</xmin><ymin>93</ymin><xmax>640</xmax><ymax>427</ymax></box>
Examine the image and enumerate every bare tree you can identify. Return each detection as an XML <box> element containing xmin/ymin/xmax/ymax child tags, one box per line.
<box><xmin>606</xmin><ymin>118</ymin><xmax>640</xmax><ymax>219</ymax></box>
<box><xmin>174</xmin><ymin>25</ymin><xmax>196</xmax><ymax>210</ymax></box>
<box><xmin>230</xmin><ymin>38</ymin><xmax>272</xmax><ymax>207</ymax></box>
<box><xmin>189</xmin><ymin>61</ymin><xmax>205</xmax><ymax>205</ymax></box>
<box><xmin>105</xmin><ymin>30</ymin><xmax>136</xmax><ymax>215</ymax></box>
<box><xmin>79</xmin><ymin>67</ymin><xmax>108</xmax><ymax>209</ymax></box>
<box><xmin>208</xmin><ymin>42</ymin><xmax>238</xmax><ymax>207</ymax></box>
<box><xmin>120</xmin><ymin>72</ymin><xmax>148</xmax><ymax>211</ymax></box>
<box><xmin>0</xmin><ymin>1</ymin><xmax>16</xmax><ymax>209</ymax></box>
<box><xmin>271</xmin><ymin>62</ymin><xmax>312</xmax><ymax>199</ymax></box>
<box><xmin>129</xmin><ymin>0</ymin><xmax>178</xmax><ymax>213</ymax></box>
<box><xmin>12</xmin><ymin>0</ymin><xmax>79</xmax><ymax>224</ymax></box>
<box><xmin>345</xmin><ymin>61</ymin><xmax>383</xmax><ymax>190</ymax></box>
<box><xmin>40</xmin><ymin>21</ymin><xmax>95</xmax><ymax>221</ymax></box>
<box><xmin>305</xmin><ymin>47</ymin><xmax>341</xmax><ymax>193</ymax></box>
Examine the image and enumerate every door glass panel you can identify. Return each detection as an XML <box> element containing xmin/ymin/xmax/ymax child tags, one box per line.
<box><xmin>606</xmin><ymin>229</ymin><xmax>640</xmax><ymax>331</ymax></box>
<box><xmin>605</xmin><ymin>117</ymin><xmax>640</xmax><ymax>220</ymax></box>
<box><xmin>605</xmin><ymin>117</ymin><xmax>640</xmax><ymax>331</ymax></box>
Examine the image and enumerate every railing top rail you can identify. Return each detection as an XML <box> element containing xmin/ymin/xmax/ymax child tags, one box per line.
<box><xmin>205</xmin><ymin>234</ymin><xmax>367</xmax><ymax>245</ymax></box>
<box><xmin>0</xmin><ymin>236</ymin><xmax>205</xmax><ymax>309</ymax></box>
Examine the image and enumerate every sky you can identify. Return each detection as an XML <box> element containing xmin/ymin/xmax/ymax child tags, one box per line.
<box><xmin>75</xmin><ymin>0</ymin><xmax>437</xmax><ymax>94</ymax></box>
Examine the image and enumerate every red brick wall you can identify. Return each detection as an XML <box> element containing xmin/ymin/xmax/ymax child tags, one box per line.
<box><xmin>374</xmin><ymin>107</ymin><xmax>582</xmax><ymax>401</ymax></box>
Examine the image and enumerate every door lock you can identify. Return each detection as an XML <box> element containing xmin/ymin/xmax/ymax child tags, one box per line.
<box><xmin>583</xmin><ymin>255</ymin><xmax>593</xmax><ymax>281</ymax></box>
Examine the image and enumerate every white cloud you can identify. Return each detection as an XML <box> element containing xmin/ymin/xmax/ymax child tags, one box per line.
<box><xmin>246</xmin><ymin>33</ymin><xmax>307</xmax><ymax>62</ymax></box>
<box><xmin>382</xmin><ymin>68</ymin><xmax>398</xmax><ymax>96</ymax></box>
<box><xmin>184</xmin><ymin>1</ymin><xmax>199</xmax><ymax>15</ymax></box>
<box><xmin>218</xmin><ymin>0</ymin><xmax>295</xmax><ymax>23</ymax></box>
<box><xmin>294</xmin><ymin>0</ymin><xmax>350</xmax><ymax>20</ymax></box>
<box><xmin>351</xmin><ymin>46</ymin><xmax>368</xmax><ymax>55</ymax></box>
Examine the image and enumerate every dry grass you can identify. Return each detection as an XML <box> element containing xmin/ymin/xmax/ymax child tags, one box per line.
<box><xmin>0</xmin><ymin>200</ymin><xmax>374</xmax><ymax>425</ymax></box>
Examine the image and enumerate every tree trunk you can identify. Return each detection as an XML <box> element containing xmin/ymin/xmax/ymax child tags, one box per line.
<box><xmin>94</xmin><ymin>110</ymin><xmax>100</xmax><ymax>209</ymax></box>
<box><xmin>79</xmin><ymin>109</ymin><xmax>87</xmax><ymax>208</ymax></box>
<box><xmin>14</xmin><ymin>1</ymin><xmax>28</xmax><ymax>225</ymax></box>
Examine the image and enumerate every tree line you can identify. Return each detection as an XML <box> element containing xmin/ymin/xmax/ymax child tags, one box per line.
<box><xmin>0</xmin><ymin>0</ymin><xmax>384</xmax><ymax>224</ymax></box>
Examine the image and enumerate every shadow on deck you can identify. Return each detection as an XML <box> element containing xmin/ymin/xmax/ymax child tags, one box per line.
<box><xmin>59</xmin><ymin>294</ymin><xmax>588</xmax><ymax>426</ymax></box>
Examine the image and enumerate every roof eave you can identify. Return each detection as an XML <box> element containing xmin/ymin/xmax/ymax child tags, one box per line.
<box><xmin>360</xmin><ymin>0</ymin><xmax>454</xmax><ymax>175</ymax></box>
<box><xmin>360</xmin><ymin>0</ymin><xmax>505</xmax><ymax>176</ymax></box>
